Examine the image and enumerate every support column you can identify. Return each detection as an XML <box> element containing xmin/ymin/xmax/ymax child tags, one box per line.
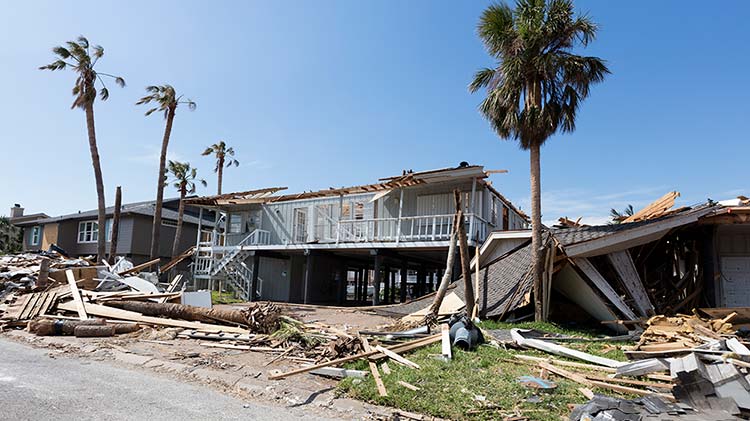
<box><xmin>364</xmin><ymin>267</ymin><xmax>370</xmax><ymax>304</ymax></box>
<box><xmin>336</xmin><ymin>265</ymin><xmax>346</xmax><ymax>305</ymax></box>
<box><xmin>400</xmin><ymin>262</ymin><xmax>407</xmax><ymax>303</ymax></box>
<box><xmin>303</xmin><ymin>250</ymin><xmax>313</xmax><ymax>304</ymax></box>
<box><xmin>250</xmin><ymin>253</ymin><xmax>260</xmax><ymax>302</ymax></box>
<box><xmin>390</xmin><ymin>270</ymin><xmax>396</xmax><ymax>303</ymax></box>
<box><xmin>373</xmin><ymin>252</ymin><xmax>381</xmax><ymax>306</ymax></box>
<box><xmin>383</xmin><ymin>265</ymin><xmax>390</xmax><ymax>305</ymax></box>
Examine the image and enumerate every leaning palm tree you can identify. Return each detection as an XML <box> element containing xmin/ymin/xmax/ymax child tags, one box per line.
<box><xmin>137</xmin><ymin>85</ymin><xmax>196</xmax><ymax>260</ymax></box>
<box><xmin>201</xmin><ymin>141</ymin><xmax>239</xmax><ymax>195</ymax></box>
<box><xmin>167</xmin><ymin>161</ymin><xmax>206</xmax><ymax>257</ymax></box>
<box><xmin>469</xmin><ymin>0</ymin><xmax>609</xmax><ymax>321</ymax></box>
<box><xmin>40</xmin><ymin>36</ymin><xmax>125</xmax><ymax>262</ymax></box>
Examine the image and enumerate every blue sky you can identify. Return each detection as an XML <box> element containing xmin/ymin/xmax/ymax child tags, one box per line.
<box><xmin>1</xmin><ymin>1</ymin><xmax>748</xmax><ymax>225</ymax></box>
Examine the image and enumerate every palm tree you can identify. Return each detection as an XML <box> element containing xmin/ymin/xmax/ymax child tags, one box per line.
<box><xmin>40</xmin><ymin>36</ymin><xmax>125</xmax><ymax>262</ymax></box>
<box><xmin>201</xmin><ymin>141</ymin><xmax>239</xmax><ymax>195</ymax></box>
<box><xmin>137</xmin><ymin>85</ymin><xmax>196</xmax><ymax>260</ymax></box>
<box><xmin>469</xmin><ymin>0</ymin><xmax>609</xmax><ymax>321</ymax></box>
<box><xmin>609</xmin><ymin>204</ymin><xmax>634</xmax><ymax>224</ymax></box>
<box><xmin>167</xmin><ymin>161</ymin><xmax>206</xmax><ymax>257</ymax></box>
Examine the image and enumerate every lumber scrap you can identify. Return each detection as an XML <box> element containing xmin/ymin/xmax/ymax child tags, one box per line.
<box><xmin>66</xmin><ymin>270</ymin><xmax>88</xmax><ymax>320</ymax></box>
<box><xmin>623</xmin><ymin>191</ymin><xmax>679</xmax><ymax>223</ymax></box>
<box><xmin>398</xmin><ymin>380</ymin><xmax>420</xmax><ymax>391</ymax></box>
<box><xmin>56</xmin><ymin>301</ymin><xmax>248</xmax><ymax>333</ymax></box>
<box><xmin>510</xmin><ymin>329</ymin><xmax>624</xmax><ymax>368</ymax></box>
<box><xmin>362</xmin><ymin>336</ymin><xmax>388</xmax><ymax>397</ymax></box>
<box><xmin>118</xmin><ymin>257</ymin><xmax>160</xmax><ymax>276</ymax></box>
<box><xmin>375</xmin><ymin>345</ymin><xmax>421</xmax><ymax>369</ymax></box>
<box><xmin>159</xmin><ymin>247</ymin><xmax>195</xmax><ymax>273</ymax></box>
<box><xmin>572</xmin><ymin>258</ymin><xmax>638</xmax><ymax>321</ymax></box>
<box><xmin>159</xmin><ymin>275</ymin><xmax>183</xmax><ymax>303</ymax></box>
<box><xmin>269</xmin><ymin>334</ymin><xmax>440</xmax><ymax>380</ymax></box>
<box><xmin>440</xmin><ymin>323</ymin><xmax>452</xmax><ymax>361</ymax></box>
<box><xmin>607</xmin><ymin>250</ymin><xmax>654</xmax><ymax>316</ymax></box>
<box><xmin>309</xmin><ymin>367</ymin><xmax>368</xmax><ymax>379</ymax></box>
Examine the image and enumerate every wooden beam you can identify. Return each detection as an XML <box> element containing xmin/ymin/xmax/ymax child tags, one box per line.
<box><xmin>65</xmin><ymin>270</ymin><xmax>88</xmax><ymax>320</ymax></box>
<box><xmin>571</xmin><ymin>258</ymin><xmax>638</xmax><ymax>320</ymax></box>
<box><xmin>362</xmin><ymin>337</ymin><xmax>388</xmax><ymax>397</ymax></box>
<box><xmin>607</xmin><ymin>250</ymin><xmax>654</xmax><ymax>316</ymax></box>
<box><xmin>118</xmin><ymin>257</ymin><xmax>161</xmax><ymax>276</ymax></box>
<box><xmin>374</xmin><ymin>345</ymin><xmax>421</xmax><ymax>369</ymax></box>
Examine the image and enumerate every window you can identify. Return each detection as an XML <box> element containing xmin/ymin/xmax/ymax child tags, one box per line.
<box><xmin>78</xmin><ymin>221</ymin><xmax>98</xmax><ymax>243</ymax></box>
<box><xmin>293</xmin><ymin>208</ymin><xmax>308</xmax><ymax>243</ymax></box>
<box><xmin>78</xmin><ymin>219</ymin><xmax>114</xmax><ymax>243</ymax></box>
<box><xmin>30</xmin><ymin>226</ymin><xmax>41</xmax><ymax>246</ymax></box>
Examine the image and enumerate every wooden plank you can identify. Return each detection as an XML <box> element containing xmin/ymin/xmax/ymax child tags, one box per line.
<box><xmin>66</xmin><ymin>270</ymin><xmax>88</xmax><ymax>320</ymax></box>
<box><xmin>380</xmin><ymin>362</ymin><xmax>392</xmax><ymax>375</ymax></box>
<box><xmin>362</xmin><ymin>337</ymin><xmax>388</xmax><ymax>397</ymax></box>
<box><xmin>159</xmin><ymin>275</ymin><xmax>183</xmax><ymax>303</ymax></box>
<box><xmin>118</xmin><ymin>258</ymin><xmax>161</xmax><ymax>276</ymax></box>
<box><xmin>440</xmin><ymin>323</ymin><xmax>452</xmax><ymax>361</ymax></box>
<box><xmin>19</xmin><ymin>293</ymin><xmax>43</xmax><ymax>320</ymax></box>
<box><xmin>607</xmin><ymin>250</ymin><xmax>654</xmax><ymax>317</ymax></box>
<box><xmin>572</xmin><ymin>258</ymin><xmax>638</xmax><ymax>320</ymax></box>
<box><xmin>269</xmin><ymin>334</ymin><xmax>440</xmax><ymax>380</ymax></box>
<box><xmin>398</xmin><ymin>380</ymin><xmax>420</xmax><ymax>391</ymax></box>
<box><xmin>623</xmin><ymin>191</ymin><xmax>679</xmax><ymax>223</ymax></box>
<box><xmin>56</xmin><ymin>301</ymin><xmax>248</xmax><ymax>333</ymax></box>
<box><xmin>538</xmin><ymin>362</ymin><xmax>593</xmax><ymax>387</ymax></box>
<box><xmin>375</xmin><ymin>345</ymin><xmax>421</xmax><ymax>369</ymax></box>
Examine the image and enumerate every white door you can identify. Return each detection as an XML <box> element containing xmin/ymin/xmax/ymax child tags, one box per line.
<box><xmin>721</xmin><ymin>256</ymin><xmax>750</xmax><ymax>307</ymax></box>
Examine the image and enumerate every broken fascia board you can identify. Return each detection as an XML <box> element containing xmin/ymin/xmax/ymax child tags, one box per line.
<box><xmin>510</xmin><ymin>329</ymin><xmax>625</xmax><ymax>368</ymax></box>
<box><xmin>572</xmin><ymin>258</ymin><xmax>639</xmax><ymax>321</ymax></box>
<box><xmin>553</xmin><ymin>264</ymin><xmax>627</xmax><ymax>334</ymax></box>
<box><xmin>563</xmin><ymin>208</ymin><xmax>714</xmax><ymax>258</ymax></box>
<box><xmin>607</xmin><ymin>250</ymin><xmax>655</xmax><ymax>317</ymax></box>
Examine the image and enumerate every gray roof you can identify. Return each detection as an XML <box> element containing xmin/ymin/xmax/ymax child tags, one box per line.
<box><xmin>375</xmin><ymin>241</ymin><xmax>533</xmax><ymax>318</ymax></box>
<box><xmin>27</xmin><ymin>199</ymin><xmax>208</xmax><ymax>227</ymax></box>
<box><xmin>550</xmin><ymin>204</ymin><xmax>719</xmax><ymax>247</ymax></box>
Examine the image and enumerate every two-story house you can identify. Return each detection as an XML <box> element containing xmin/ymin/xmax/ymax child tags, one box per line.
<box><xmin>186</xmin><ymin>163</ymin><xmax>528</xmax><ymax>305</ymax></box>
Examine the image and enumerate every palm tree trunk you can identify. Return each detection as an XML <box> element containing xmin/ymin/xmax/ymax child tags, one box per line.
<box><xmin>424</xmin><ymin>212</ymin><xmax>459</xmax><ymax>324</ymax></box>
<box><xmin>150</xmin><ymin>107</ymin><xmax>176</xmax><ymax>260</ymax></box>
<box><xmin>84</xmin><ymin>103</ymin><xmax>107</xmax><ymax>262</ymax></box>
<box><xmin>217</xmin><ymin>156</ymin><xmax>224</xmax><ymax>195</ymax></box>
<box><xmin>454</xmin><ymin>190</ymin><xmax>475</xmax><ymax>318</ymax></box>
<box><xmin>108</xmin><ymin>186</ymin><xmax>122</xmax><ymax>264</ymax></box>
<box><xmin>530</xmin><ymin>141</ymin><xmax>544</xmax><ymax>321</ymax></box>
<box><xmin>172</xmin><ymin>184</ymin><xmax>186</xmax><ymax>257</ymax></box>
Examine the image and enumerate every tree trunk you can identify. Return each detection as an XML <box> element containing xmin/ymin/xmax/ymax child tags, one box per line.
<box><xmin>108</xmin><ymin>186</ymin><xmax>122</xmax><ymax>264</ymax></box>
<box><xmin>217</xmin><ymin>155</ymin><xmax>224</xmax><ymax>195</ymax></box>
<box><xmin>425</xmin><ymin>212</ymin><xmax>459</xmax><ymax>323</ymax></box>
<box><xmin>150</xmin><ymin>107</ymin><xmax>176</xmax><ymax>260</ymax></box>
<box><xmin>172</xmin><ymin>184</ymin><xmax>186</xmax><ymax>257</ymax></box>
<box><xmin>454</xmin><ymin>190</ymin><xmax>475</xmax><ymax>318</ymax></box>
<box><xmin>84</xmin><ymin>103</ymin><xmax>107</xmax><ymax>262</ymax></box>
<box><xmin>530</xmin><ymin>141</ymin><xmax>544</xmax><ymax>321</ymax></box>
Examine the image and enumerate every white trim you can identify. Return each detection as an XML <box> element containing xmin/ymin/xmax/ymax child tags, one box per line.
<box><xmin>29</xmin><ymin>226</ymin><xmax>41</xmax><ymax>246</ymax></box>
<box><xmin>77</xmin><ymin>220</ymin><xmax>99</xmax><ymax>243</ymax></box>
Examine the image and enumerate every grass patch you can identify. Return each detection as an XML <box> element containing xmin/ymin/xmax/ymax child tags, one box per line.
<box><xmin>211</xmin><ymin>290</ymin><xmax>244</xmax><ymax>304</ymax></box>
<box><xmin>339</xmin><ymin>323</ymin><xmax>632</xmax><ymax>420</ymax></box>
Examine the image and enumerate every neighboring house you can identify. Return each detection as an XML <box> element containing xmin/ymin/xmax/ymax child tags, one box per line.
<box><xmin>4</xmin><ymin>205</ymin><xmax>49</xmax><ymax>253</ymax></box>
<box><xmin>13</xmin><ymin>199</ymin><xmax>212</xmax><ymax>265</ymax></box>
<box><xmin>186</xmin><ymin>163</ymin><xmax>529</xmax><ymax>305</ymax></box>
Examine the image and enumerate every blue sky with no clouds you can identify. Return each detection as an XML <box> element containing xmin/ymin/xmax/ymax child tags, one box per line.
<box><xmin>1</xmin><ymin>1</ymin><xmax>748</xmax><ymax>224</ymax></box>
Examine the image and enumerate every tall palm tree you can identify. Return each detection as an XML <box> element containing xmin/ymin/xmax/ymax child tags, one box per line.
<box><xmin>201</xmin><ymin>141</ymin><xmax>239</xmax><ymax>195</ymax></box>
<box><xmin>469</xmin><ymin>0</ymin><xmax>609</xmax><ymax>321</ymax></box>
<box><xmin>167</xmin><ymin>161</ymin><xmax>206</xmax><ymax>257</ymax></box>
<box><xmin>137</xmin><ymin>85</ymin><xmax>196</xmax><ymax>260</ymax></box>
<box><xmin>40</xmin><ymin>36</ymin><xmax>125</xmax><ymax>262</ymax></box>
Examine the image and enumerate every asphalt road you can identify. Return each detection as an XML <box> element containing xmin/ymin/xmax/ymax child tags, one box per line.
<box><xmin>0</xmin><ymin>338</ymin><xmax>331</xmax><ymax>420</ymax></box>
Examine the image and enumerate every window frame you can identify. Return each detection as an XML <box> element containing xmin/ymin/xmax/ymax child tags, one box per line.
<box><xmin>77</xmin><ymin>220</ymin><xmax>99</xmax><ymax>243</ymax></box>
<box><xmin>29</xmin><ymin>226</ymin><xmax>41</xmax><ymax>246</ymax></box>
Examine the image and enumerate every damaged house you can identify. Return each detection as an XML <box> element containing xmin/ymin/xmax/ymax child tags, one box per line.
<box><xmin>438</xmin><ymin>193</ymin><xmax>750</xmax><ymax>332</ymax></box>
<box><xmin>186</xmin><ymin>163</ymin><xmax>528</xmax><ymax>304</ymax></box>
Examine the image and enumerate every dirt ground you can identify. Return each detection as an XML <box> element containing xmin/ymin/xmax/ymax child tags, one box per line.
<box><xmin>1</xmin><ymin>304</ymin><xmax>399</xmax><ymax>420</ymax></box>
